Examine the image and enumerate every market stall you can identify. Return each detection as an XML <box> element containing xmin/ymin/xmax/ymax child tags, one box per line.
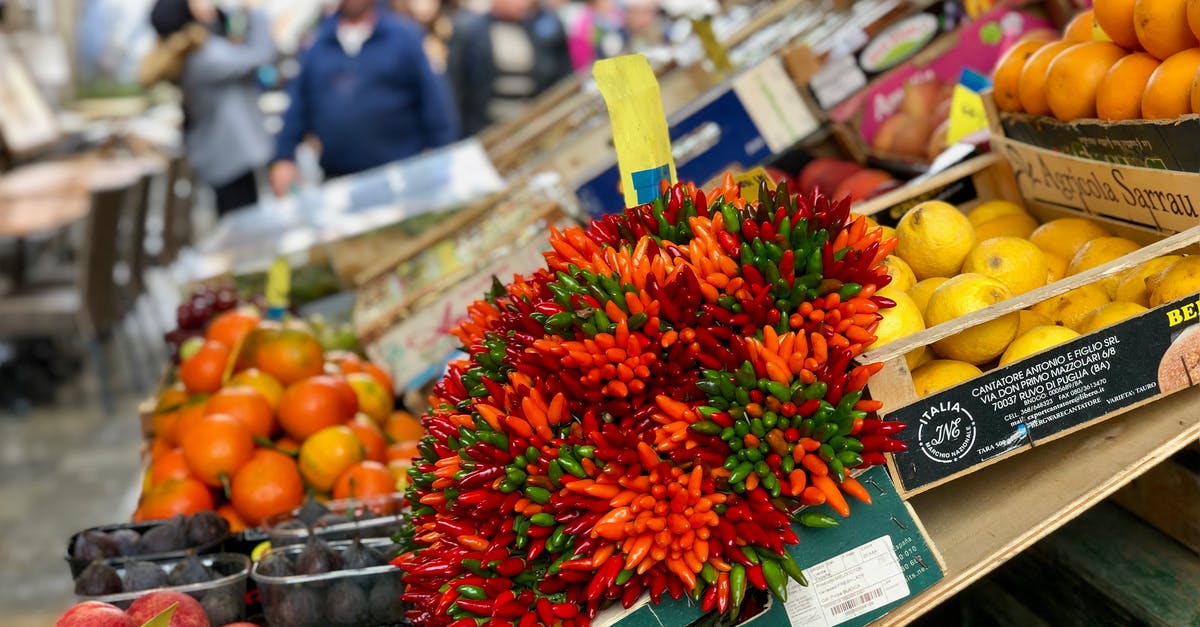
<box><xmin>20</xmin><ymin>0</ymin><xmax>1200</xmax><ymax>625</ymax></box>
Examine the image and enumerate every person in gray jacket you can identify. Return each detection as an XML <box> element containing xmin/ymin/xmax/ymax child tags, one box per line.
<box><xmin>142</xmin><ymin>0</ymin><xmax>275</xmax><ymax>214</ymax></box>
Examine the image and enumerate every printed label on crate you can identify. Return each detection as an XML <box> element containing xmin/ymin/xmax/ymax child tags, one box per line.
<box><xmin>998</xmin><ymin>115</ymin><xmax>1200</xmax><ymax>172</ymax></box>
<box><xmin>890</xmin><ymin>293</ymin><xmax>1200</xmax><ymax>490</ymax></box>
<box><xmin>784</xmin><ymin>536</ymin><xmax>910</xmax><ymax>626</ymax></box>
<box><xmin>999</xmin><ymin>140</ymin><xmax>1199</xmax><ymax>233</ymax></box>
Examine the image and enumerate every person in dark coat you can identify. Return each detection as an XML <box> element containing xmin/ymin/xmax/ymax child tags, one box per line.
<box><xmin>446</xmin><ymin>0</ymin><xmax>573</xmax><ymax>137</ymax></box>
<box><xmin>270</xmin><ymin>0</ymin><xmax>458</xmax><ymax>195</ymax></box>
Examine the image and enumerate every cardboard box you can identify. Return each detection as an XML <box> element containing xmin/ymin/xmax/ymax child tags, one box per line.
<box><xmin>995</xmin><ymin>113</ymin><xmax>1200</xmax><ymax>172</ymax></box>
<box><xmin>575</xmin><ymin>55</ymin><xmax>822</xmax><ymax>218</ymax></box>
<box><xmin>854</xmin><ymin>155</ymin><xmax>1200</xmax><ymax>495</ymax></box>
<box><xmin>826</xmin><ymin>6</ymin><xmax>1052</xmax><ymax>164</ymax></box>
<box><xmin>597</xmin><ymin>466</ymin><xmax>944</xmax><ymax>626</ymax></box>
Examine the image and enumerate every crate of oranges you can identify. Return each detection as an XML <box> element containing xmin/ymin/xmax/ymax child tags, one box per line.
<box><xmin>847</xmin><ymin>153</ymin><xmax>1200</xmax><ymax>496</ymax></box>
<box><xmin>987</xmin><ymin>2</ymin><xmax>1200</xmax><ymax>233</ymax></box>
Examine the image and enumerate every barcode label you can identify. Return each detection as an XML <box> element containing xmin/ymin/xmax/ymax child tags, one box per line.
<box><xmin>829</xmin><ymin>587</ymin><xmax>887</xmax><ymax>617</ymax></box>
<box><xmin>782</xmin><ymin>536</ymin><xmax>909</xmax><ymax>626</ymax></box>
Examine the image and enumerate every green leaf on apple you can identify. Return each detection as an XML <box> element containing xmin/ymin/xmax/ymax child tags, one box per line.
<box><xmin>139</xmin><ymin>602</ymin><xmax>176</xmax><ymax>627</ymax></box>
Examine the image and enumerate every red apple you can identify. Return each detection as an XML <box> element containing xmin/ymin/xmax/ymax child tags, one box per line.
<box><xmin>126</xmin><ymin>591</ymin><xmax>210</xmax><ymax>627</ymax></box>
<box><xmin>55</xmin><ymin>602</ymin><xmax>138</xmax><ymax>627</ymax></box>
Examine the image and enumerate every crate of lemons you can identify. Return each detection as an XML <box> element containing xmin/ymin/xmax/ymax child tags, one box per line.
<box><xmin>862</xmin><ymin>199</ymin><xmax>1200</xmax><ymax>398</ymax></box>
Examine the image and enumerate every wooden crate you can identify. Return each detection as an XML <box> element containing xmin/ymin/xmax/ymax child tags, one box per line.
<box><xmin>1110</xmin><ymin>447</ymin><xmax>1200</xmax><ymax>555</ymax></box>
<box><xmin>848</xmin><ymin>154</ymin><xmax>1200</xmax><ymax>496</ymax></box>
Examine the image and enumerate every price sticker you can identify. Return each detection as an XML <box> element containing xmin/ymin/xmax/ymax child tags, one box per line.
<box><xmin>594</xmin><ymin>55</ymin><xmax>677</xmax><ymax>209</ymax></box>
<box><xmin>732</xmin><ymin>167</ymin><xmax>774</xmax><ymax>203</ymax></box>
<box><xmin>945</xmin><ymin>68</ymin><xmax>992</xmax><ymax>147</ymax></box>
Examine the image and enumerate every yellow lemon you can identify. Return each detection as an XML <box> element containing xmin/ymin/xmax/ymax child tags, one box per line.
<box><xmin>1029</xmin><ymin>218</ymin><xmax>1112</xmax><ymax>261</ymax></box>
<box><xmin>1044</xmin><ymin>251</ymin><xmax>1068</xmax><ymax>283</ymax></box>
<box><xmin>912</xmin><ymin>347</ymin><xmax>934</xmax><ymax>369</ymax></box>
<box><xmin>908</xmin><ymin>277</ymin><xmax>949</xmax><ymax>321</ymax></box>
<box><xmin>966</xmin><ymin>199</ymin><xmax>1028</xmax><ymax>226</ymax></box>
<box><xmin>973</xmin><ymin>213</ymin><xmax>1040</xmax><ymax>242</ymax></box>
<box><xmin>1114</xmin><ymin>255</ymin><xmax>1182</xmax><ymax>306</ymax></box>
<box><xmin>869</xmin><ymin>291</ymin><xmax>927</xmax><ymax>370</ymax></box>
<box><xmin>925</xmin><ymin>273</ymin><xmax>1020</xmax><ymax>364</ymax></box>
<box><xmin>1148</xmin><ymin>257</ymin><xmax>1200</xmax><ymax>307</ymax></box>
<box><xmin>911</xmin><ymin>360</ymin><xmax>983</xmax><ymax>397</ymax></box>
<box><xmin>1030</xmin><ymin>283</ymin><xmax>1111</xmax><ymax>331</ymax></box>
<box><xmin>1080</xmin><ymin>301</ymin><xmax>1148</xmax><ymax>333</ymax></box>
<box><xmin>878</xmin><ymin>225</ymin><xmax>897</xmax><ymax>242</ymax></box>
<box><xmin>894</xmin><ymin>201</ymin><xmax>976</xmax><ymax>279</ymax></box>
<box><xmin>999</xmin><ymin>325</ymin><xmax>1081</xmax><ymax>366</ymax></box>
<box><xmin>961</xmin><ymin>237</ymin><xmax>1049</xmax><ymax>295</ymax></box>
<box><xmin>879</xmin><ymin>255</ymin><xmax>917</xmax><ymax>295</ymax></box>
<box><xmin>1066</xmin><ymin>236</ymin><xmax>1141</xmax><ymax>297</ymax></box>
<box><xmin>1017</xmin><ymin>309</ymin><xmax>1054</xmax><ymax>336</ymax></box>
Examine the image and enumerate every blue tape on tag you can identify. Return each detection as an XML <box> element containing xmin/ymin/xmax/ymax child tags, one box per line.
<box><xmin>631</xmin><ymin>164</ymin><xmax>672</xmax><ymax>204</ymax></box>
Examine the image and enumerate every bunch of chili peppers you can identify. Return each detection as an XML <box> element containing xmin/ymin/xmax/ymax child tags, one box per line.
<box><xmin>395</xmin><ymin>175</ymin><xmax>909</xmax><ymax>626</ymax></box>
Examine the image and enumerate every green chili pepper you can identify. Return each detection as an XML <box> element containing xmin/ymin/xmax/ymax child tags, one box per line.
<box><xmin>741</xmin><ymin>545</ymin><xmax>759</xmax><ymax>565</ymax></box>
<box><xmin>690</xmin><ymin>421</ymin><xmax>723</xmax><ymax>436</ymax></box>
<box><xmin>701</xmin><ymin>562</ymin><xmax>718</xmax><ymax>584</ymax></box>
<box><xmin>796</xmin><ymin>510</ymin><xmax>839</xmax><ymax>528</ymax></box>
<box><xmin>530</xmin><ymin>512</ymin><xmax>556</xmax><ymax>526</ymax></box>
<box><xmin>761</xmin><ymin>558</ymin><xmax>789</xmax><ymax>601</ymax></box>
<box><xmin>526</xmin><ymin>486</ymin><xmax>551</xmax><ymax>504</ymax></box>
<box><xmin>616</xmin><ymin>568</ymin><xmax>635</xmax><ymax>586</ymax></box>
<box><xmin>456</xmin><ymin>585</ymin><xmax>487</xmax><ymax>600</ymax></box>
<box><xmin>731</xmin><ymin>564</ymin><xmax>747</xmax><ymax>619</ymax></box>
<box><xmin>729</xmin><ymin>462</ymin><xmax>754</xmax><ymax>484</ymax></box>
<box><xmin>779</xmin><ymin>553</ymin><xmax>809</xmax><ymax>587</ymax></box>
<box><xmin>557</xmin><ymin>454</ymin><xmax>586</xmax><ymax>478</ymax></box>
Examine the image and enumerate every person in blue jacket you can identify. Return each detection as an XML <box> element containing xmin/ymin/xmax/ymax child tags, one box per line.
<box><xmin>269</xmin><ymin>0</ymin><xmax>459</xmax><ymax>196</ymax></box>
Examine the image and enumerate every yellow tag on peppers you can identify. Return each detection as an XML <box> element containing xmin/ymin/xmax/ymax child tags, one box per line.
<box><xmin>594</xmin><ymin>55</ymin><xmax>677</xmax><ymax>209</ymax></box>
<box><xmin>732</xmin><ymin>167</ymin><xmax>774</xmax><ymax>203</ymax></box>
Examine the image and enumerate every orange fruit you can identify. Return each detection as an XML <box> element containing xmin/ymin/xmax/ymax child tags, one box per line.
<box><xmin>1191</xmin><ymin>0</ymin><xmax>1200</xmax><ymax>41</ymax></box>
<box><xmin>205</xmin><ymin>386</ymin><xmax>275</xmax><ymax>439</ymax></box>
<box><xmin>347</xmin><ymin>372</ymin><xmax>392</xmax><ymax>423</ymax></box>
<box><xmin>362</xmin><ymin>362</ymin><xmax>393</xmax><ymax>393</ymax></box>
<box><xmin>1045</xmin><ymin>42</ymin><xmax>1127</xmax><ymax>120</ymax></box>
<box><xmin>206</xmin><ymin>309</ymin><xmax>261</xmax><ymax>349</ymax></box>
<box><xmin>298</xmin><ymin>425</ymin><xmax>365</xmax><ymax>492</ymax></box>
<box><xmin>155</xmin><ymin>384</ymin><xmax>190</xmax><ymax>413</ymax></box>
<box><xmin>347</xmin><ymin>414</ymin><xmax>387</xmax><ymax>463</ymax></box>
<box><xmin>278</xmin><ymin>376</ymin><xmax>357</xmax><ymax>440</ymax></box>
<box><xmin>230</xmin><ymin>448</ymin><xmax>305</xmax><ymax>526</ymax></box>
<box><xmin>136</xmin><ymin>477</ymin><xmax>215</xmax><ymax>521</ymax></box>
<box><xmin>1192</xmin><ymin>70</ymin><xmax>1200</xmax><ymax>112</ymax></box>
<box><xmin>216</xmin><ymin>503</ymin><xmax>249</xmax><ymax>533</ymax></box>
<box><xmin>1019</xmin><ymin>41</ymin><xmax>1075</xmax><ymax>115</ymax></box>
<box><xmin>228</xmin><ymin>368</ymin><xmax>284</xmax><ymax>409</ymax></box>
<box><xmin>328</xmin><ymin>350</ymin><xmax>365</xmax><ymax>374</ymax></box>
<box><xmin>253</xmin><ymin>329</ymin><xmax>325</xmax><ymax>385</ymax></box>
<box><xmin>150</xmin><ymin>448</ymin><xmax>192</xmax><ymax>487</ymax></box>
<box><xmin>1097</xmin><ymin>52</ymin><xmax>1161</xmax><ymax>119</ymax></box>
<box><xmin>148</xmin><ymin>436</ymin><xmax>174</xmax><ymax>461</ymax></box>
<box><xmin>993</xmin><ymin>41</ymin><xmax>1046</xmax><ymax>112</ymax></box>
<box><xmin>383</xmin><ymin>410</ymin><xmax>425</xmax><ymax>443</ymax></box>
<box><xmin>1134</xmin><ymin>0</ymin><xmax>1198</xmax><ymax>60</ymax></box>
<box><xmin>273</xmin><ymin>436</ymin><xmax>301</xmax><ymax>456</ymax></box>
<box><xmin>1095</xmin><ymin>0</ymin><xmax>1143</xmax><ymax>49</ymax></box>
<box><xmin>386</xmin><ymin>440</ymin><xmax>420</xmax><ymax>463</ymax></box>
<box><xmin>318</xmin><ymin>374</ymin><xmax>360</xmax><ymax>417</ymax></box>
<box><xmin>180</xmin><ymin>413</ymin><xmax>255</xmax><ymax>488</ymax></box>
<box><xmin>170</xmin><ymin>398</ymin><xmax>209</xmax><ymax>447</ymax></box>
<box><xmin>1063</xmin><ymin>10</ymin><xmax>1098</xmax><ymax>41</ymax></box>
<box><xmin>333</xmin><ymin>461</ymin><xmax>396</xmax><ymax>500</ymax></box>
<box><xmin>179</xmin><ymin>340</ymin><xmax>232</xmax><ymax>393</ymax></box>
<box><xmin>151</xmin><ymin>409</ymin><xmax>181</xmax><ymax>446</ymax></box>
<box><xmin>1142</xmin><ymin>48</ymin><xmax>1200</xmax><ymax>118</ymax></box>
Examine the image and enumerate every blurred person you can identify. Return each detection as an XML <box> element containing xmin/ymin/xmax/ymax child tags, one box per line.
<box><xmin>445</xmin><ymin>0</ymin><xmax>573</xmax><ymax>137</ymax></box>
<box><xmin>567</xmin><ymin>0</ymin><xmax>626</xmax><ymax>72</ymax></box>
<box><xmin>141</xmin><ymin>0</ymin><xmax>276</xmax><ymax>215</ymax></box>
<box><xmin>625</xmin><ymin>0</ymin><xmax>666</xmax><ymax>52</ymax></box>
<box><xmin>270</xmin><ymin>0</ymin><xmax>459</xmax><ymax>196</ymax></box>
<box><xmin>393</xmin><ymin>0</ymin><xmax>456</xmax><ymax>71</ymax></box>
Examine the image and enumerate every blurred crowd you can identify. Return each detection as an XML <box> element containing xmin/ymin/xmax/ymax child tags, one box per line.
<box><xmin>139</xmin><ymin>0</ymin><xmax>682</xmax><ymax>213</ymax></box>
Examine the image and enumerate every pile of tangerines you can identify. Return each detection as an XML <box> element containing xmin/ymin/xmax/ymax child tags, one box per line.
<box><xmin>137</xmin><ymin>307</ymin><xmax>422</xmax><ymax>531</ymax></box>
<box><xmin>993</xmin><ymin>0</ymin><xmax>1200</xmax><ymax>121</ymax></box>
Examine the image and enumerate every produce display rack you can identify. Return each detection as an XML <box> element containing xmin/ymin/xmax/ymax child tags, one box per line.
<box><xmin>877</xmin><ymin>385</ymin><xmax>1200</xmax><ymax>624</ymax></box>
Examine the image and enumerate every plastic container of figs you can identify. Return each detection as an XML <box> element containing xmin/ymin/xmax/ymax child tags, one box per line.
<box><xmin>251</xmin><ymin>537</ymin><xmax>404</xmax><ymax>627</ymax></box>
<box><xmin>262</xmin><ymin>492</ymin><xmax>407</xmax><ymax>547</ymax></box>
<box><xmin>65</xmin><ymin>513</ymin><xmax>231</xmax><ymax>578</ymax></box>
<box><xmin>75</xmin><ymin>553</ymin><xmax>250</xmax><ymax>625</ymax></box>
